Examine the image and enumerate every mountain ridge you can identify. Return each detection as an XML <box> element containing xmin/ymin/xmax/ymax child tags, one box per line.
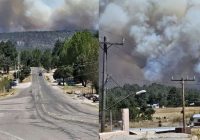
<box><xmin>0</xmin><ymin>30</ymin><xmax>78</xmax><ymax>50</ymax></box>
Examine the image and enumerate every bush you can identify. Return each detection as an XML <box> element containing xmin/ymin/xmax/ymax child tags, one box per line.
<box><xmin>0</xmin><ymin>77</ymin><xmax>10</xmax><ymax>92</ymax></box>
<box><xmin>13</xmin><ymin>66</ymin><xmax>31</xmax><ymax>82</ymax></box>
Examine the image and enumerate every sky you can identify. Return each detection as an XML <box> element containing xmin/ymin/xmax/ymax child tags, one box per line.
<box><xmin>100</xmin><ymin>0</ymin><xmax>200</xmax><ymax>85</ymax></box>
<box><xmin>0</xmin><ymin>0</ymin><xmax>98</xmax><ymax>33</ymax></box>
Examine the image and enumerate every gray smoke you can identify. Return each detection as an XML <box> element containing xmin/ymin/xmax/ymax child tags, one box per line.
<box><xmin>100</xmin><ymin>0</ymin><xmax>200</xmax><ymax>82</ymax></box>
<box><xmin>0</xmin><ymin>0</ymin><xmax>98</xmax><ymax>32</ymax></box>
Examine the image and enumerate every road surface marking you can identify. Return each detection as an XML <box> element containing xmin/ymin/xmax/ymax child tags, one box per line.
<box><xmin>0</xmin><ymin>130</ymin><xmax>24</xmax><ymax>140</ymax></box>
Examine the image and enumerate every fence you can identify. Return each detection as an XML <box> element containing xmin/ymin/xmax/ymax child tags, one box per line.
<box><xmin>105</xmin><ymin>109</ymin><xmax>122</xmax><ymax>131</ymax></box>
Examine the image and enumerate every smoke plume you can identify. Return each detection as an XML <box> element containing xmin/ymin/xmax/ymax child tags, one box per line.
<box><xmin>0</xmin><ymin>0</ymin><xmax>98</xmax><ymax>32</ymax></box>
<box><xmin>100</xmin><ymin>0</ymin><xmax>200</xmax><ymax>82</ymax></box>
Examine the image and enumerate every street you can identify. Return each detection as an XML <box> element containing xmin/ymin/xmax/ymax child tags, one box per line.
<box><xmin>0</xmin><ymin>67</ymin><xmax>98</xmax><ymax>140</ymax></box>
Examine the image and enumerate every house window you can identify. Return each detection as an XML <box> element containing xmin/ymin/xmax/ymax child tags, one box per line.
<box><xmin>198</xmin><ymin>119</ymin><xmax>200</xmax><ymax>122</ymax></box>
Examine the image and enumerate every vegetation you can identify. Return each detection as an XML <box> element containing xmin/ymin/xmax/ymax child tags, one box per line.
<box><xmin>0</xmin><ymin>77</ymin><xmax>11</xmax><ymax>92</ymax></box>
<box><xmin>0</xmin><ymin>30</ymin><xmax>75</xmax><ymax>50</ymax></box>
<box><xmin>54</xmin><ymin>31</ymin><xmax>99</xmax><ymax>89</ymax></box>
<box><xmin>107</xmin><ymin>83</ymin><xmax>200</xmax><ymax>121</ymax></box>
<box><xmin>19</xmin><ymin>30</ymin><xmax>99</xmax><ymax>93</ymax></box>
<box><xmin>13</xmin><ymin>66</ymin><xmax>31</xmax><ymax>82</ymax></box>
<box><xmin>0</xmin><ymin>31</ymin><xmax>98</xmax><ymax>94</ymax></box>
<box><xmin>53</xmin><ymin>66</ymin><xmax>73</xmax><ymax>86</ymax></box>
<box><xmin>0</xmin><ymin>41</ymin><xmax>17</xmax><ymax>73</ymax></box>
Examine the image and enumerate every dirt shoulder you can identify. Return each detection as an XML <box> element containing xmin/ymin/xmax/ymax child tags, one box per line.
<box><xmin>43</xmin><ymin>70</ymin><xmax>99</xmax><ymax>109</ymax></box>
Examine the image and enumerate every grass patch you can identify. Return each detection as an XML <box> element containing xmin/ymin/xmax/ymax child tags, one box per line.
<box><xmin>0</xmin><ymin>88</ymin><xmax>17</xmax><ymax>98</ymax></box>
<box><xmin>129</xmin><ymin>107</ymin><xmax>200</xmax><ymax>128</ymax></box>
<box><xmin>191</xmin><ymin>128</ymin><xmax>200</xmax><ymax>139</ymax></box>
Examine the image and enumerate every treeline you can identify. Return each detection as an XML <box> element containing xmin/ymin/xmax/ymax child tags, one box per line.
<box><xmin>20</xmin><ymin>31</ymin><xmax>99</xmax><ymax>93</ymax></box>
<box><xmin>0</xmin><ymin>30</ymin><xmax>74</xmax><ymax>50</ymax></box>
<box><xmin>107</xmin><ymin>83</ymin><xmax>200</xmax><ymax>121</ymax></box>
<box><xmin>0</xmin><ymin>41</ymin><xmax>17</xmax><ymax>74</ymax></box>
<box><xmin>0</xmin><ymin>40</ymin><xmax>31</xmax><ymax>91</ymax></box>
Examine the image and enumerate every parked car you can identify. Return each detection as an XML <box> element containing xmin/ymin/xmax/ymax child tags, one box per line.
<box><xmin>13</xmin><ymin>79</ymin><xmax>19</xmax><ymax>84</ymax></box>
<box><xmin>10</xmin><ymin>81</ymin><xmax>17</xmax><ymax>86</ymax></box>
<box><xmin>190</xmin><ymin>114</ymin><xmax>200</xmax><ymax>127</ymax></box>
<box><xmin>92</xmin><ymin>96</ymin><xmax>99</xmax><ymax>102</ymax></box>
<box><xmin>10</xmin><ymin>79</ymin><xmax>18</xmax><ymax>86</ymax></box>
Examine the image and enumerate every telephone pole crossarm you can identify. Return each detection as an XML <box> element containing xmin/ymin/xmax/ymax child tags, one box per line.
<box><xmin>171</xmin><ymin>76</ymin><xmax>195</xmax><ymax>133</ymax></box>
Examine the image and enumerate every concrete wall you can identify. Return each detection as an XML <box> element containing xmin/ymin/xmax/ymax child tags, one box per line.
<box><xmin>99</xmin><ymin>131</ymin><xmax>129</xmax><ymax>140</ymax></box>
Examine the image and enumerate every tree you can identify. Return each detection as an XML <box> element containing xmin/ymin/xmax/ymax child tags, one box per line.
<box><xmin>14</xmin><ymin>66</ymin><xmax>31</xmax><ymax>82</ymax></box>
<box><xmin>61</xmin><ymin>31</ymin><xmax>99</xmax><ymax>87</ymax></box>
<box><xmin>51</xmin><ymin>40</ymin><xmax>64</xmax><ymax>68</ymax></box>
<box><xmin>20</xmin><ymin>50</ymin><xmax>32</xmax><ymax>66</ymax></box>
<box><xmin>106</xmin><ymin>86</ymin><xmax>155</xmax><ymax>121</ymax></box>
<box><xmin>0</xmin><ymin>41</ymin><xmax>17</xmax><ymax>73</ymax></box>
<box><xmin>41</xmin><ymin>49</ymin><xmax>52</xmax><ymax>71</ymax></box>
<box><xmin>53</xmin><ymin>66</ymin><xmax>73</xmax><ymax>86</ymax></box>
<box><xmin>31</xmin><ymin>49</ymin><xmax>42</xmax><ymax>67</ymax></box>
<box><xmin>167</xmin><ymin>87</ymin><xmax>181</xmax><ymax>107</ymax></box>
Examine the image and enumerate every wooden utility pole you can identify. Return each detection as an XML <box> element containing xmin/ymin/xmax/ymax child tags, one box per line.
<box><xmin>100</xmin><ymin>36</ymin><xmax>124</xmax><ymax>132</ymax></box>
<box><xmin>110</xmin><ymin>110</ymin><xmax>112</xmax><ymax>132</ymax></box>
<box><xmin>171</xmin><ymin>76</ymin><xmax>195</xmax><ymax>133</ymax></box>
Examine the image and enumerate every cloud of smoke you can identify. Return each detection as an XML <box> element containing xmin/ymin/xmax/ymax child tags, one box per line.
<box><xmin>100</xmin><ymin>0</ymin><xmax>200</xmax><ymax>81</ymax></box>
<box><xmin>0</xmin><ymin>0</ymin><xmax>98</xmax><ymax>32</ymax></box>
<box><xmin>50</xmin><ymin>0</ymin><xmax>99</xmax><ymax>30</ymax></box>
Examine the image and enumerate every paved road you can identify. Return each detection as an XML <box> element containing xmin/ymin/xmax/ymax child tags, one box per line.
<box><xmin>0</xmin><ymin>67</ymin><xmax>98</xmax><ymax>140</ymax></box>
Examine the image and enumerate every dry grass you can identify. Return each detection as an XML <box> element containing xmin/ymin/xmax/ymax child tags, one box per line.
<box><xmin>0</xmin><ymin>88</ymin><xmax>17</xmax><ymax>98</ymax></box>
<box><xmin>45</xmin><ymin>76</ymin><xmax>50</xmax><ymax>82</ymax></box>
<box><xmin>22</xmin><ymin>75</ymin><xmax>31</xmax><ymax>83</ymax></box>
<box><xmin>130</xmin><ymin>120</ymin><xmax>158</xmax><ymax>128</ymax></box>
<box><xmin>0</xmin><ymin>72</ymin><xmax>14</xmax><ymax>80</ymax></box>
<box><xmin>63</xmin><ymin>85</ymin><xmax>94</xmax><ymax>94</ymax></box>
<box><xmin>130</xmin><ymin>107</ymin><xmax>200</xmax><ymax>128</ymax></box>
<box><xmin>191</xmin><ymin>128</ymin><xmax>200</xmax><ymax>139</ymax></box>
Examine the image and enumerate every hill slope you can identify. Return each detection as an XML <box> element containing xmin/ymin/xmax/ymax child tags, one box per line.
<box><xmin>0</xmin><ymin>30</ymin><xmax>76</xmax><ymax>50</ymax></box>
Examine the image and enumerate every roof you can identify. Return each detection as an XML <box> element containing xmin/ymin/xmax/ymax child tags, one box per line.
<box><xmin>193</xmin><ymin>114</ymin><xmax>200</xmax><ymax>118</ymax></box>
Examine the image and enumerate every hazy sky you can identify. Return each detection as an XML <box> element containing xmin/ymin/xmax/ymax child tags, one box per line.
<box><xmin>0</xmin><ymin>0</ymin><xmax>98</xmax><ymax>33</ymax></box>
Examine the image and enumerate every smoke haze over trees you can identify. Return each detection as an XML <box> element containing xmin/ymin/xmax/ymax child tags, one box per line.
<box><xmin>0</xmin><ymin>0</ymin><xmax>98</xmax><ymax>33</ymax></box>
<box><xmin>0</xmin><ymin>30</ymin><xmax>75</xmax><ymax>50</ymax></box>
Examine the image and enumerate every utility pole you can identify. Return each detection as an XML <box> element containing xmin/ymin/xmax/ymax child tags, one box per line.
<box><xmin>17</xmin><ymin>51</ymin><xmax>20</xmax><ymax>82</ymax></box>
<box><xmin>110</xmin><ymin>110</ymin><xmax>112</xmax><ymax>132</ymax></box>
<box><xmin>100</xmin><ymin>36</ymin><xmax>124</xmax><ymax>132</ymax></box>
<box><xmin>171</xmin><ymin>76</ymin><xmax>195</xmax><ymax>133</ymax></box>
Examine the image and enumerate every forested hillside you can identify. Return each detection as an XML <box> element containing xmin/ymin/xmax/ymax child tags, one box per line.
<box><xmin>0</xmin><ymin>30</ymin><xmax>76</xmax><ymax>50</ymax></box>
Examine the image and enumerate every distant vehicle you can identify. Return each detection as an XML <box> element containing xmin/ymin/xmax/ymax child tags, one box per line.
<box><xmin>39</xmin><ymin>72</ymin><xmax>42</xmax><ymax>76</ymax></box>
<box><xmin>56</xmin><ymin>79</ymin><xmax>63</xmax><ymax>85</ymax></box>
<box><xmin>13</xmin><ymin>79</ymin><xmax>19</xmax><ymax>84</ymax></box>
<box><xmin>92</xmin><ymin>94</ymin><xmax>99</xmax><ymax>102</ymax></box>
<box><xmin>10</xmin><ymin>80</ymin><xmax>17</xmax><ymax>86</ymax></box>
<box><xmin>190</xmin><ymin>114</ymin><xmax>200</xmax><ymax>127</ymax></box>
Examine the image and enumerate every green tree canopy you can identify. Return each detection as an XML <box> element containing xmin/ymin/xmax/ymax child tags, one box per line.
<box><xmin>31</xmin><ymin>49</ymin><xmax>42</xmax><ymax>67</ymax></box>
<box><xmin>0</xmin><ymin>41</ymin><xmax>17</xmax><ymax>73</ymax></box>
<box><xmin>53</xmin><ymin>66</ymin><xmax>73</xmax><ymax>86</ymax></box>
<box><xmin>41</xmin><ymin>49</ymin><xmax>52</xmax><ymax>71</ymax></box>
<box><xmin>57</xmin><ymin>31</ymin><xmax>99</xmax><ymax>88</ymax></box>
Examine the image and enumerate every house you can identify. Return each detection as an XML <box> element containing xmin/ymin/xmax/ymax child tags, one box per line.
<box><xmin>147</xmin><ymin>103</ymin><xmax>159</xmax><ymax>109</ymax></box>
<box><xmin>152</xmin><ymin>104</ymin><xmax>159</xmax><ymax>109</ymax></box>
